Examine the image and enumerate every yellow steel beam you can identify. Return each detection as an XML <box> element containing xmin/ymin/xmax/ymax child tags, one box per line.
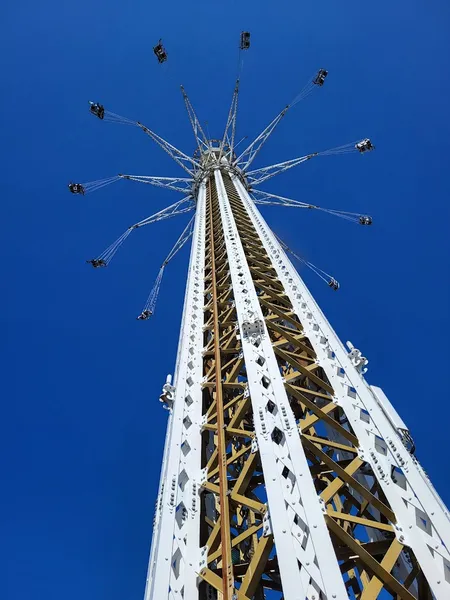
<box><xmin>199</xmin><ymin>567</ymin><xmax>224</xmax><ymax>593</ymax></box>
<box><xmin>206</xmin><ymin>448</ymin><xmax>219</xmax><ymax>473</ymax></box>
<box><xmin>227</xmin><ymin>397</ymin><xmax>252</xmax><ymax>430</ymax></box>
<box><xmin>275</xmin><ymin>347</ymin><xmax>333</xmax><ymax>394</ymax></box>
<box><xmin>274</xmin><ymin>345</ymin><xmax>316</xmax><ymax>364</ymax></box>
<box><xmin>264</xmin><ymin>319</ymin><xmax>309</xmax><ymax>346</ymax></box>
<box><xmin>226</xmin><ymin>427</ymin><xmax>255</xmax><ymax>439</ymax></box>
<box><xmin>208</xmin><ymin>179</ymin><xmax>234</xmax><ymax>600</ymax></box>
<box><xmin>288</xmin><ymin>385</ymin><xmax>358</xmax><ymax>445</ymax></box>
<box><xmin>225</xmin><ymin>356</ymin><xmax>245</xmax><ymax>383</ymax></box>
<box><xmin>208</xmin><ymin>523</ymin><xmax>263</xmax><ymax>564</ymax></box>
<box><xmin>302</xmin><ymin>434</ymin><xmax>359</xmax><ymax>454</ymax></box>
<box><xmin>326</xmin><ymin>517</ymin><xmax>415</xmax><ymax>600</ymax></box>
<box><xmin>206</xmin><ymin>518</ymin><xmax>222</xmax><ymax>556</ymax></box>
<box><xmin>232</xmin><ymin>451</ymin><xmax>258</xmax><ymax>497</ymax></box>
<box><xmin>203</xmin><ymin>382</ymin><xmax>246</xmax><ymax>390</ymax></box>
<box><xmin>251</xmin><ymin>278</ymin><xmax>291</xmax><ymax>307</ymax></box>
<box><xmin>208</xmin><ymin>443</ymin><xmax>252</xmax><ymax>480</ymax></box>
<box><xmin>326</xmin><ymin>509</ymin><xmax>394</xmax><ymax>533</ymax></box>
<box><xmin>238</xmin><ymin>535</ymin><xmax>274</xmax><ymax>599</ymax></box>
<box><xmin>259</xmin><ymin>297</ymin><xmax>302</xmax><ymax>329</ymax></box>
<box><xmin>303</xmin><ymin>439</ymin><xmax>396</xmax><ymax>523</ymax></box>
<box><xmin>402</xmin><ymin>562</ymin><xmax>420</xmax><ymax>593</ymax></box>
<box><xmin>290</xmin><ymin>384</ymin><xmax>332</xmax><ymax>401</ymax></box>
<box><xmin>231</xmin><ymin>491</ymin><xmax>266</xmax><ymax>514</ymax></box>
<box><xmin>207</xmin><ymin>392</ymin><xmax>245</xmax><ymax>423</ymax></box>
<box><xmin>202</xmin><ymin>423</ymin><xmax>218</xmax><ymax>433</ymax></box>
<box><xmin>249</xmin><ymin>269</ymin><xmax>285</xmax><ymax>293</ymax></box>
<box><xmin>360</xmin><ymin>538</ymin><xmax>404</xmax><ymax>599</ymax></box>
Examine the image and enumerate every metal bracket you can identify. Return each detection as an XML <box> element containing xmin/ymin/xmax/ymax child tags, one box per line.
<box><xmin>262</xmin><ymin>510</ymin><xmax>273</xmax><ymax>537</ymax></box>
<box><xmin>198</xmin><ymin>545</ymin><xmax>208</xmax><ymax>573</ymax></box>
<box><xmin>159</xmin><ymin>374</ymin><xmax>176</xmax><ymax>410</ymax></box>
<box><xmin>242</xmin><ymin>318</ymin><xmax>265</xmax><ymax>339</ymax></box>
<box><xmin>346</xmin><ymin>340</ymin><xmax>369</xmax><ymax>374</ymax></box>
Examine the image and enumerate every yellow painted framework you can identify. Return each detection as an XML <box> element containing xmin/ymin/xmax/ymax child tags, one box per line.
<box><xmin>197</xmin><ymin>172</ymin><xmax>432</xmax><ymax>599</ymax></box>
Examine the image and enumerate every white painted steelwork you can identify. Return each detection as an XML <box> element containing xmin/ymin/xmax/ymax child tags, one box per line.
<box><xmin>144</xmin><ymin>183</ymin><xmax>206</xmax><ymax>600</ymax></box>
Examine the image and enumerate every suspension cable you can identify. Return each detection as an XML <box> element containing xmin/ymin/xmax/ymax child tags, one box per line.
<box><xmin>86</xmin><ymin>197</ymin><xmax>195</xmax><ymax>270</ymax></box>
<box><xmin>131</xmin><ymin>197</ymin><xmax>195</xmax><ymax>229</ymax></box>
<box><xmin>137</xmin><ymin>216</ymin><xmax>195</xmax><ymax>320</ymax></box>
<box><xmin>86</xmin><ymin>228</ymin><xmax>133</xmax><ymax>268</ymax></box>
<box><xmin>103</xmin><ymin>111</ymin><xmax>137</xmax><ymax>126</ymax></box>
<box><xmin>68</xmin><ymin>176</ymin><xmax>122</xmax><ymax>196</ymax></box>
<box><xmin>274</xmin><ymin>233</ymin><xmax>340</xmax><ymax>290</ymax></box>
<box><xmin>236</xmin><ymin>37</ymin><xmax>246</xmax><ymax>79</ymax></box>
<box><xmin>236</xmin><ymin>48</ymin><xmax>244</xmax><ymax>80</ymax></box>
<box><xmin>318</xmin><ymin>142</ymin><xmax>360</xmax><ymax>156</ymax></box>
<box><xmin>289</xmin><ymin>72</ymin><xmax>320</xmax><ymax>107</ymax></box>
<box><xmin>141</xmin><ymin>266</ymin><xmax>165</xmax><ymax>316</ymax></box>
<box><xmin>88</xmin><ymin>100</ymin><xmax>138</xmax><ymax>126</ymax></box>
<box><xmin>252</xmin><ymin>192</ymin><xmax>372</xmax><ymax>225</ymax></box>
<box><xmin>317</xmin><ymin>207</ymin><xmax>372</xmax><ymax>224</ymax></box>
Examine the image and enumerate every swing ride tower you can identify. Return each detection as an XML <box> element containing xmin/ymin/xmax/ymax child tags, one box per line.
<box><xmin>71</xmin><ymin>38</ymin><xmax>450</xmax><ymax>600</ymax></box>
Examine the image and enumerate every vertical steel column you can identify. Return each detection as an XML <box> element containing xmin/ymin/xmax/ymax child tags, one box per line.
<box><xmin>146</xmin><ymin>162</ymin><xmax>450</xmax><ymax>599</ymax></box>
<box><xmin>214</xmin><ymin>169</ymin><xmax>348</xmax><ymax>600</ymax></box>
<box><xmin>145</xmin><ymin>182</ymin><xmax>207</xmax><ymax>600</ymax></box>
<box><xmin>207</xmin><ymin>177</ymin><xmax>234</xmax><ymax>600</ymax></box>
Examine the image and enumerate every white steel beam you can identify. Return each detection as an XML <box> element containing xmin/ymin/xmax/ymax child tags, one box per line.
<box><xmin>234</xmin><ymin>72</ymin><xmax>328</xmax><ymax>172</ymax></box>
<box><xmin>144</xmin><ymin>184</ymin><xmax>206</xmax><ymax>600</ymax></box>
<box><xmin>137</xmin><ymin>122</ymin><xmax>201</xmax><ymax>176</ymax></box>
<box><xmin>214</xmin><ymin>169</ymin><xmax>348</xmax><ymax>600</ymax></box>
<box><xmin>180</xmin><ymin>86</ymin><xmax>210</xmax><ymax>152</ymax></box>
<box><xmin>219</xmin><ymin>79</ymin><xmax>240</xmax><ymax>163</ymax></box>
<box><xmin>235</xmin><ymin>110</ymin><xmax>288</xmax><ymax>172</ymax></box>
<box><xmin>246</xmin><ymin>142</ymin><xmax>361</xmax><ymax>186</ymax></box>
<box><xmin>120</xmin><ymin>174</ymin><xmax>193</xmax><ymax>194</ymax></box>
<box><xmin>232</xmin><ymin>174</ymin><xmax>450</xmax><ymax>598</ymax></box>
<box><xmin>131</xmin><ymin>197</ymin><xmax>194</xmax><ymax>229</ymax></box>
<box><xmin>246</xmin><ymin>153</ymin><xmax>316</xmax><ymax>186</ymax></box>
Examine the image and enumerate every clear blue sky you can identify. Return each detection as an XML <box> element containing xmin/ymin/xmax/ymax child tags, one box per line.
<box><xmin>2</xmin><ymin>1</ymin><xmax>450</xmax><ymax>598</ymax></box>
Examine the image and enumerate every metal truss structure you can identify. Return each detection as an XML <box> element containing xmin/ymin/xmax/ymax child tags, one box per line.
<box><xmin>74</xmin><ymin>51</ymin><xmax>450</xmax><ymax>600</ymax></box>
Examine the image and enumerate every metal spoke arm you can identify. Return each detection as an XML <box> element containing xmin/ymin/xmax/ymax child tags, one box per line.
<box><xmin>137</xmin><ymin>122</ymin><xmax>200</xmax><ymax>175</ymax></box>
<box><xmin>219</xmin><ymin>79</ymin><xmax>240</xmax><ymax>162</ymax></box>
<box><xmin>87</xmin><ymin>199</ymin><xmax>195</xmax><ymax>271</ymax></box>
<box><xmin>235</xmin><ymin>109</ymin><xmax>288</xmax><ymax>171</ymax></box>
<box><xmin>247</xmin><ymin>140</ymin><xmax>368</xmax><ymax>186</ymax></box>
<box><xmin>88</xmin><ymin>101</ymin><xmax>200</xmax><ymax>175</ymax></box>
<box><xmin>131</xmin><ymin>197</ymin><xmax>195</xmax><ymax>229</ymax></box>
<box><xmin>252</xmin><ymin>190</ymin><xmax>373</xmax><ymax>224</ymax></box>
<box><xmin>235</xmin><ymin>71</ymin><xmax>328</xmax><ymax>171</ymax></box>
<box><xmin>246</xmin><ymin>153</ymin><xmax>315</xmax><ymax>185</ymax></box>
<box><xmin>180</xmin><ymin>86</ymin><xmax>210</xmax><ymax>151</ymax></box>
<box><xmin>119</xmin><ymin>174</ymin><xmax>194</xmax><ymax>194</ymax></box>
<box><xmin>252</xmin><ymin>190</ymin><xmax>314</xmax><ymax>208</ymax></box>
<box><xmin>163</xmin><ymin>215</ymin><xmax>195</xmax><ymax>264</ymax></box>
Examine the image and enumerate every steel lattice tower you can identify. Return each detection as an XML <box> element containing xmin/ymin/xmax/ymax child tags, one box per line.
<box><xmin>74</xmin><ymin>46</ymin><xmax>450</xmax><ymax>600</ymax></box>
